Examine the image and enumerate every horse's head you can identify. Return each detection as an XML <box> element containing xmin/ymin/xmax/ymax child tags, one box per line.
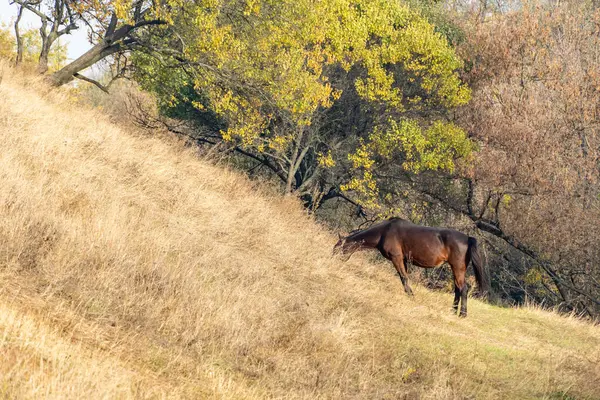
<box><xmin>332</xmin><ymin>233</ymin><xmax>361</xmax><ymax>261</ymax></box>
<box><xmin>332</xmin><ymin>233</ymin><xmax>346</xmax><ymax>256</ymax></box>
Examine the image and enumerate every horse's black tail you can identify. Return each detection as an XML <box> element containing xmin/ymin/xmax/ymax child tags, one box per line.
<box><xmin>467</xmin><ymin>237</ymin><xmax>490</xmax><ymax>297</ymax></box>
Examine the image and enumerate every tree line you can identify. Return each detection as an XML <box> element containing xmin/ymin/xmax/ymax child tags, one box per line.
<box><xmin>3</xmin><ymin>0</ymin><xmax>600</xmax><ymax>318</ymax></box>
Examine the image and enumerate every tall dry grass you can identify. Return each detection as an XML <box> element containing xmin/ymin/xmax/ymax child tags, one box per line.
<box><xmin>0</xmin><ymin>63</ymin><xmax>599</xmax><ymax>399</ymax></box>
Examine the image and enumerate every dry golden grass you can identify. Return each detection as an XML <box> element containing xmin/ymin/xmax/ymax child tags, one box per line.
<box><xmin>0</xmin><ymin>62</ymin><xmax>599</xmax><ymax>399</ymax></box>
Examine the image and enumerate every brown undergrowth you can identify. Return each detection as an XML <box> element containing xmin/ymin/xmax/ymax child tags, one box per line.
<box><xmin>0</xmin><ymin>63</ymin><xmax>599</xmax><ymax>399</ymax></box>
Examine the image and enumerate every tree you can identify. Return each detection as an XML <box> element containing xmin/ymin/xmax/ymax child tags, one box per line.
<box><xmin>0</xmin><ymin>24</ymin><xmax>67</xmax><ymax>71</ymax></box>
<box><xmin>415</xmin><ymin>0</ymin><xmax>600</xmax><ymax>317</ymax></box>
<box><xmin>0</xmin><ymin>25</ymin><xmax>14</xmax><ymax>60</ymax></box>
<box><xmin>10</xmin><ymin>0</ymin><xmax>78</xmax><ymax>73</ymax></box>
<box><xmin>8</xmin><ymin>0</ymin><xmax>180</xmax><ymax>89</ymax></box>
<box><xmin>49</xmin><ymin>0</ymin><xmax>182</xmax><ymax>88</ymax></box>
<box><xmin>134</xmin><ymin>0</ymin><xmax>473</xmax><ymax>210</ymax></box>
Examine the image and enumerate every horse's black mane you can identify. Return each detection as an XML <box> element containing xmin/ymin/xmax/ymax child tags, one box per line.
<box><xmin>346</xmin><ymin>217</ymin><xmax>406</xmax><ymax>238</ymax></box>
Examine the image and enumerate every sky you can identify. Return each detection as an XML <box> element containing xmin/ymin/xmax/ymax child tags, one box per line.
<box><xmin>0</xmin><ymin>0</ymin><xmax>92</xmax><ymax>61</ymax></box>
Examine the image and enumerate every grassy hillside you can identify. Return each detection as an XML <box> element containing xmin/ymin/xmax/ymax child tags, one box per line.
<box><xmin>0</xmin><ymin>64</ymin><xmax>599</xmax><ymax>399</ymax></box>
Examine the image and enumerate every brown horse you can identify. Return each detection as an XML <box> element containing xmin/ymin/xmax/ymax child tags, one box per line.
<box><xmin>333</xmin><ymin>217</ymin><xmax>489</xmax><ymax>317</ymax></box>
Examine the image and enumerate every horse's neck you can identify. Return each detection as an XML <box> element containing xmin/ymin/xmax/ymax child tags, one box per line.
<box><xmin>347</xmin><ymin>226</ymin><xmax>382</xmax><ymax>248</ymax></box>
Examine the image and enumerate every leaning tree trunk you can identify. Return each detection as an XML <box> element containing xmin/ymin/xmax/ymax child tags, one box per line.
<box><xmin>48</xmin><ymin>15</ymin><xmax>165</xmax><ymax>87</ymax></box>
<box><xmin>48</xmin><ymin>42</ymin><xmax>122</xmax><ymax>86</ymax></box>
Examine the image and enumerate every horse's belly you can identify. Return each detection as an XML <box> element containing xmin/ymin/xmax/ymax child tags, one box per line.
<box><xmin>411</xmin><ymin>256</ymin><xmax>445</xmax><ymax>268</ymax></box>
<box><xmin>393</xmin><ymin>229</ymin><xmax>449</xmax><ymax>267</ymax></box>
<box><xmin>407</xmin><ymin>246</ymin><xmax>447</xmax><ymax>268</ymax></box>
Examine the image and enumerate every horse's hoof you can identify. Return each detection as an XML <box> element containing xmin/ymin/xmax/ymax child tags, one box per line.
<box><xmin>459</xmin><ymin>312</ymin><xmax>467</xmax><ymax>318</ymax></box>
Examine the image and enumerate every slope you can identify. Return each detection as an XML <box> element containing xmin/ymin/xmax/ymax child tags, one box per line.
<box><xmin>0</xmin><ymin>65</ymin><xmax>599</xmax><ymax>399</ymax></box>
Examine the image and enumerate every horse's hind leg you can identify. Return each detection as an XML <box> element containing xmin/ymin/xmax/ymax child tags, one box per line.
<box><xmin>391</xmin><ymin>255</ymin><xmax>414</xmax><ymax>296</ymax></box>
<box><xmin>451</xmin><ymin>262</ymin><xmax>468</xmax><ymax>317</ymax></box>
<box><xmin>453</xmin><ymin>286</ymin><xmax>461</xmax><ymax>314</ymax></box>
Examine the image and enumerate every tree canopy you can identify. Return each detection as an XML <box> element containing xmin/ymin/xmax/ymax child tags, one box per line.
<box><xmin>135</xmin><ymin>0</ymin><xmax>473</xmax><ymax>208</ymax></box>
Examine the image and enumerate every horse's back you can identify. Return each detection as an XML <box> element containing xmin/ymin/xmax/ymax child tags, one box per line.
<box><xmin>384</xmin><ymin>219</ymin><xmax>469</xmax><ymax>266</ymax></box>
<box><xmin>438</xmin><ymin>228</ymin><xmax>469</xmax><ymax>247</ymax></box>
<box><xmin>388</xmin><ymin>219</ymin><xmax>467</xmax><ymax>244</ymax></box>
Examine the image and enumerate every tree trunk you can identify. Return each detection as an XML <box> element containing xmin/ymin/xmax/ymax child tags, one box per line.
<box><xmin>37</xmin><ymin>17</ymin><xmax>50</xmax><ymax>74</ymax></box>
<box><xmin>285</xmin><ymin>165</ymin><xmax>295</xmax><ymax>194</ymax></box>
<box><xmin>38</xmin><ymin>49</ymin><xmax>50</xmax><ymax>74</ymax></box>
<box><xmin>48</xmin><ymin>42</ymin><xmax>122</xmax><ymax>86</ymax></box>
<box><xmin>39</xmin><ymin>27</ymin><xmax>61</xmax><ymax>74</ymax></box>
<box><xmin>14</xmin><ymin>6</ymin><xmax>24</xmax><ymax>66</ymax></box>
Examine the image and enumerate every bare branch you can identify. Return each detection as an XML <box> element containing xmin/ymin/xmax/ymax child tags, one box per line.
<box><xmin>57</xmin><ymin>22</ymin><xmax>78</xmax><ymax>36</ymax></box>
<box><xmin>134</xmin><ymin>0</ymin><xmax>144</xmax><ymax>22</ymax></box>
<box><xmin>73</xmin><ymin>73</ymin><xmax>110</xmax><ymax>93</ymax></box>
<box><xmin>105</xmin><ymin>12</ymin><xmax>118</xmax><ymax>38</ymax></box>
<box><xmin>10</xmin><ymin>0</ymin><xmax>49</xmax><ymax>22</ymax></box>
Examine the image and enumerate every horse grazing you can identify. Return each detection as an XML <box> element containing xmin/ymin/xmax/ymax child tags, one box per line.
<box><xmin>333</xmin><ymin>217</ymin><xmax>489</xmax><ymax>317</ymax></box>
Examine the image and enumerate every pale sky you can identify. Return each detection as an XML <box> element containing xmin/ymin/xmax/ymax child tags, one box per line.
<box><xmin>0</xmin><ymin>0</ymin><xmax>92</xmax><ymax>61</ymax></box>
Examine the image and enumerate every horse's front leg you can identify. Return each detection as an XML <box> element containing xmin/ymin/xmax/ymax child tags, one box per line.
<box><xmin>391</xmin><ymin>255</ymin><xmax>414</xmax><ymax>296</ymax></box>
